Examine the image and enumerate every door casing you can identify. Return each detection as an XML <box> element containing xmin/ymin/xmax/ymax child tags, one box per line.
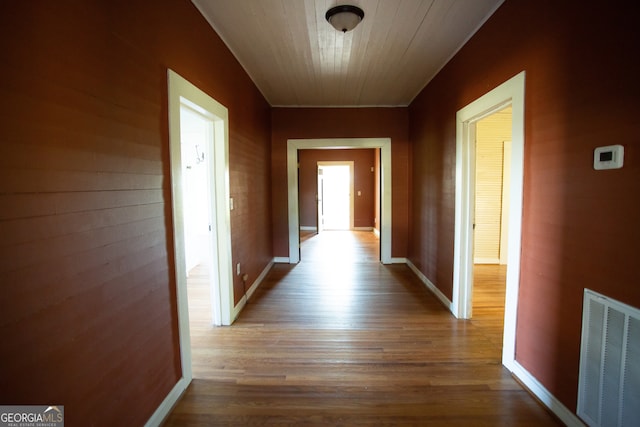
<box><xmin>453</xmin><ymin>71</ymin><xmax>525</xmax><ymax>371</ymax></box>
<box><xmin>287</xmin><ymin>138</ymin><xmax>392</xmax><ymax>264</ymax></box>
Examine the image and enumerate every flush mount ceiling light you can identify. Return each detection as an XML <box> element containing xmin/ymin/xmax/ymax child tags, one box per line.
<box><xmin>325</xmin><ymin>5</ymin><xmax>365</xmax><ymax>33</ymax></box>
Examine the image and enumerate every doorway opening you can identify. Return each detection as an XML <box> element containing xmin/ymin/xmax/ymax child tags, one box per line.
<box><xmin>167</xmin><ymin>70</ymin><xmax>235</xmax><ymax>389</ymax></box>
<box><xmin>317</xmin><ymin>162</ymin><xmax>354</xmax><ymax>231</ymax></box>
<box><xmin>287</xmin><ymin>138</ymin><xmax>392</xmax><ymax>264</ymax></box>
<box><xmin>471</xmin><ymin>106</ymin><xmax>513</xmax><ymax>352</ymax></box>
<box><xmin>180</xmin><ymin>105</ymin><xmax>220</xmax><ymax>331</ymax></box>
<box><xmin>453</xmin><ymin>71</ymin><xmax>525</xmax><ymax>371</ymax></box>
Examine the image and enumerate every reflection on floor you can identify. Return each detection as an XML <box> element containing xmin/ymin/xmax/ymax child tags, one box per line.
<box><xmin>301</xmin><ymin>230</ymin><xmax>380</xmax><ymax>263</ymax></box>
<box><xmin>170</xmin><ymin>232</ymin><xmax>559</xmax><ymax>426</ymax></box>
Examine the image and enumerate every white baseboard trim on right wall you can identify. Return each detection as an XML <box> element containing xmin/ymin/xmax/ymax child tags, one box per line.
<box><xmin>406</xmin><ymin>259</ymin><xmax>454</xmax><ymax>313</ymax></box>
<box><xmin>511</xmin><ymin>361</ymin><xmax>585</xmax><ymax>427</ymax></box>
<box><xmin>406</xmin><ymin>258</ymin><xmax>583</xmax><ymax>426</ymax></box>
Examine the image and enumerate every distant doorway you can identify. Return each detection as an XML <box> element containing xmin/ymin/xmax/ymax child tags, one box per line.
<box><xmin>317</xmin><ymin>162</ymin><xmax>354</xmax><ymax>231</ymax></box>
<box><xmin>287</xmin><ymin>138</ymin><xmax>393</xmax><ymax>264</ymax></box>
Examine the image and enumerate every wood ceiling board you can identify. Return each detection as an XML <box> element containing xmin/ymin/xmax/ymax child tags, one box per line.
<box><xmin>192</xmin><ymin>0</ymin><xmax>505</xmax><ymax>106</ymax></box>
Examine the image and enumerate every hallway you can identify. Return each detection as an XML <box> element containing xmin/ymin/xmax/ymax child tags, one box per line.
<box><xmin>165</xmin><ymin>231</ymin><xmax>561</xmax><ymax>425</ymax></box>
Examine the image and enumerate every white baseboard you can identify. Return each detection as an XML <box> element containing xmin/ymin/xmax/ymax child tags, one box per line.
<box><xmin>300</xmin><ymin>226</ymin><xmax>317</xmax><ymax>231</ymax></box>
<box><xmin>273</xmin><ymin>257</ymin><xmax>290</xmax><ymax>263</ymax></box>
<box><xmin>232</xmin><ymin>259</ymin><xmax>275</xmax><ymax>321</ymax></box>
<box><xmin>353</xmin><ymin>226</ymin><xmax>374</xmax><ymax>231</ymax></box>
<box><xmin>406</xmin><ymin>259</ymin><xmax>455</xmax><ymax>313</ymax></box>
<box><xmin>247</xmin><ymin>260</ymin><xmax>274</xmax><ymax>300</ymax></box>
<box><xmin>511</xmin><ymin>361</ymin><xmax>585</xmax><ymax>427</ymax></box>
<box><xmin>474</xmin><ymin>257</ymin><xmax>500</xmax><ymax>264</ymax></box>
<box><xmin>145</xmin><ymin>377</ymin><xmax>189</xmax><ymax>427</ymax></box>
<box><xmin>391</xmin><ymin>257</ymin><xmax>407</xmax><ymax>264</ymax></box>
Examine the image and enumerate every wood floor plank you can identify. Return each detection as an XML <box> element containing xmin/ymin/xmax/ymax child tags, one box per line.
<box><xmin>165</xmin><ymin>231</ymin><xmax>562</xmax><ymax>426</ymax></box>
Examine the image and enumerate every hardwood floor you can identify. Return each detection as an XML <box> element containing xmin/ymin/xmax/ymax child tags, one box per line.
<box><xmin>164</xmin><ymin>231</ymin><xmax>561</xmax><ymax>426</ymax></box>
<box><xmin>471</xmin><ymin>263</ymin><xmax>507</xmax><ymax>351</ymax></box>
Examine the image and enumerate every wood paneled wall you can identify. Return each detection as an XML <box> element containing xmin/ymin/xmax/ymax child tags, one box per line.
<box><xmin>409</xmin><ymin>0</ymin><xmax>640</xmax><ymax>413</ymax></box>
<box><xmin>298</xmin><ymin>149</ymin><xmax>376</xmax><ymax>229</ymax></box>
<box><xmin>271</xmin><ymin>108</ymin><xmax>409</xmax><ymax>259</ymax></box>
<box><xmin>0</xmin><ymin>0</ymin><xmax>271</xmax><ymax>425</ymax></box>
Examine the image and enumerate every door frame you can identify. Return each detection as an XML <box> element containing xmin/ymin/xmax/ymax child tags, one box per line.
<box><xmin>452</xmin><ymin>71</ymin><xmax>525</xmax><ymax>370</ymax></box>
<box><xmin>287</xmin><ymin>138</ymin><xmax>392</xmax><ymax>264</ymax></box>
<box><xmin>168</xmin><ymin>70</ymin><xmax>235</xmax><ymax>381</ymax></box>
<box><xmin>317</xmin><ymin>161</ymin><xmax>355</xmax><ymax>230</ymax></box>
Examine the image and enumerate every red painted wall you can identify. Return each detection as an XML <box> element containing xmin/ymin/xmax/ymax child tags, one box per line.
<box><xmin>0</xmin><ymin>0</ymin><xmax>271</xmax><ymax>425</ymax></box>
<box><xmin>409</xmin><ymin>0</ymin><xmax>640</xmax><ymax>412</ymax></box>
<box><xmin>298</xmin><ymin>149</ymin><xmax>376</xmax><ymax>229</ymax></box>
<box><xmin>271</xmin><ymin>108</ymin><xmax>409</xmax><ymax>259</ymax></box>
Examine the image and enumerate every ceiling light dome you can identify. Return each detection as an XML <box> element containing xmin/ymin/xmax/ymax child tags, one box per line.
<box><xmin>325</xmin><ymin>5</ymin><xmax>365</xmax><ymax>33</ymax></box>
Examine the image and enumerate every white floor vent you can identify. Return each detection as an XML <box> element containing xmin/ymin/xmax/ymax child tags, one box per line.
<box><xmin>578</xmin><ymin>289</ymin><xmax>640</xmax><ymax>427</ymax></box>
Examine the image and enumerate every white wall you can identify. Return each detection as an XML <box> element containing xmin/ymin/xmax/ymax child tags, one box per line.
<box><xmin>180</xmin><ymin>106</ymin><xmax>211</xmax><ymax>273</ymax></box>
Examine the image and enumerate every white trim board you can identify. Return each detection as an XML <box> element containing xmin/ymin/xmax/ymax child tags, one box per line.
<box><xmin>474</xmin><ymin>258</ymin><xmax>501</xmax><ymax>265</ymax></box>
<box><xmin>452</xmin><ymin>71</ymin><xmax>525</xmax><ymax>375</ymax></box>
<box><xmin>287</xmin><ymin>138</ymin><xmax>392</xmax><ymax>264</ymax></box>
<box><xmin>406</xmin><ymin>259</ymin><xmax>455</xmax><ymax>312</ymax></box>
<box><xmin>511</xmin><ymin>362</ymin><xmax>585</xmax><ymax>427</ymax></box>
<box><xmin>232</xmin><ymin>259</ymin><xmax>275</xmax><ymax>320</ymax></box>
<box><xmin>144</xmin><ymin>378</ymin><xmax>188</xmax><ymax>427</ymax></box>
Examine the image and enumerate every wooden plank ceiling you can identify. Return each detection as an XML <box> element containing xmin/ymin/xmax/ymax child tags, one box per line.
<box><xmin>192</xmin><ymin>0</ymin><xmax>504</xmax><ymax>106</ymax></box>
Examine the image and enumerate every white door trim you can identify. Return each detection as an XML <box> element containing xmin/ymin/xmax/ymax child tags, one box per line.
<box><xmin>167</xmin><ymin>69</ymin><xmax>235</xmax><ymax>384</ymax></box>
<box><xmin>287</xmin><ymin>138</ymin><xmax>392</xmax><ymax>264</ymax></box>
<box><xmin>453</xmin><ymin>71</ymin><xmax>525</xmax><ymax>372</ymax></box>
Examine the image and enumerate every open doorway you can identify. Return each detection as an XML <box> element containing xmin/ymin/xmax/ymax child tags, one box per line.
<box><xmin>180</xmin><ymin>105</ymin><xmax>220</xmax><ymax>330</ymax></box>
<box><xmin>287</xmin><ymin>139</ymin><xmax>392</xmax><ymax>264</ymax></box>
<box><xmin>317</xmin><ymin>162</ymin><xmax>354</xmax><ymax>231</ymax></box>
<box><xmin>167</xmin><ymin>70</ymin><xmax>235</xmax><ymax>395</ymax></box>
<box><xmin>453</xmin><ymin>71</ymin><xmax>525</xmax><ymax>372</ymax></box>
<box><xmin>471</xmin><ymin>106</ymin><xmax>512</xmax><ymax>351</ymax></box>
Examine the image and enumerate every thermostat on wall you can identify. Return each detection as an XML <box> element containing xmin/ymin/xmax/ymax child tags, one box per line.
<box><xmin>594</xmin><ymin>144</ymin><xmax>624</xmax><ymax>170</ymax></box>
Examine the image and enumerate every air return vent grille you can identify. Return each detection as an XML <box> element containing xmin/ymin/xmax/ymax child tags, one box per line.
<box><xmin>577</xmin><ymin>289</ymin><xmax>640</xmax><ymax>427</ymax></box>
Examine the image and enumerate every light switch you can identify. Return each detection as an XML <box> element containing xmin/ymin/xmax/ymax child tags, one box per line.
<box><xmin>357</xmin><ymin>191</ymin><xmax>362</xmax><ymax>196</ymax></box>
<box><xmin>230</xmin><ymin>197</ymin><xmax>234</xmax><ymax>210</ymax></box>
